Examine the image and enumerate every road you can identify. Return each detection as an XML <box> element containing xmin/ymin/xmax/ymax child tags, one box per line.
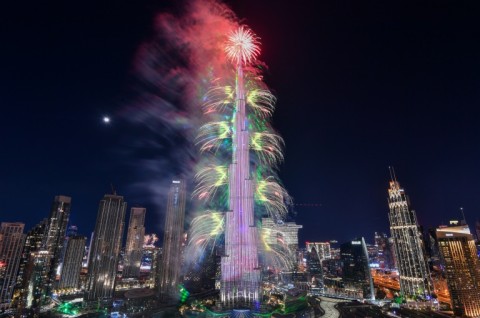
<box><xmin>336</xmin><ymin>302</ymin><xmax>390</xmax><ymax>318</ymax></box>
<box><xmin>372</xmin><ymin>270</ymin><xmax>451</xmax><ymax>305</ymax></box>
<box><xmin>318</xmin><ymin>296</ymin><xmax>349</xmax><ymax>318</ymax></box>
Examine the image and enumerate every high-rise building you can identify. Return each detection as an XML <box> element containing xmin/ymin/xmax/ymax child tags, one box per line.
<box><xmin>58</xmin><ymin>236</ymin><xmax>86</xmax><ymax>290</ymax></box>
<box><xmin>306</xmin><ymin>247</ymin><xmax>323</xmax><ymax>294</ymax></box>
<box><xmin>58</xmin><ymin>225</ymin><xmax>79</xmax><ymax>276</ymax></box>
<box><xmin>158</xmin><ymin>180</ymin><xmax>186</xmax><ymax>299</ymax></box>
<box><xmin>86</xmin><ymin>194</ymin><xmax>126</xmax><ymax>301</ymax></box>
<box><xmin>374</xmin><ymin>232</ymin><xmax>394</xmax><ymax>269</ymax></box>
<box><xmin>437</xmin><ymin>222</ymin><xmax>480</xmax><ymax>318</ymax></box>
<box><xmin>340</xmin><ymin>238</ymin><xmax>374</xmax><ymax>300</ymax></box>
<box><xmin>44</xmin><ymin>195</ymin><xmax>72</xmax><ymax>294</ymax></box>
<box><xmin>123</xmin><ymin>207</ymin><xmax>146</xmax><ymax>278</ymax></box>
<box><xmin>0</xmin><ymin>222</ymin><xmax>25</xmax><ymax>308</ymax></box>
<box><xmin>387</xmin><ymin>177</ymin><xmax>432</xmax><ymax>298</ymax></box>
<box><xmin>306</xmin><ymin>242</ymin><xmax>331</xmax><ymax>261</ymax></box>
<box><xmin>28</xmin><ymin>250</ymin><xmax>51</xmax><ymax>308</ymax></box>
<box><xmin>14</xmin><ymin>219</ymin><xmax>48</xmax><ymax>314</ymax></box>
<box><xmin>220</xmin><ymin>31</ymin><xmax>263</xmax><ymax>308</ymax></box>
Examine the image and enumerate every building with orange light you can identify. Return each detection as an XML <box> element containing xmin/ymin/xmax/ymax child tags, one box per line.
<box><xmin>437</xmin><ymin>221</ymin><xmax>480</xmax><ymax>318</ymax></box>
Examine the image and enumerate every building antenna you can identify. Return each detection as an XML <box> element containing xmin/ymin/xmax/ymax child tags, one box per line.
<box><xmin>460</xmin><ymin>207</ymin><xmax>467</xmax><ymax>225</ymax></box>
<box><xmin>388</xmin><ymin>166</ymin><xmax>398</xmax><ymax>182</ymax></box>
<box><xmin>110</xmin><ymin>183</ymin><xmax>116</xmax><ymax>195</ymax></box>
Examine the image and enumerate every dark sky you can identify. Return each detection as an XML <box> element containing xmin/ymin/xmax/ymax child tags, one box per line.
<box><xmin>2</xmin><ymin>0</ymin><xmax>480</xmax><ymax>246</ymax></box>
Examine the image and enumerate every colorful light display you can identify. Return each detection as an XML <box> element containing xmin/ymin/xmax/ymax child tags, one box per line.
<box><xmin>189</xmin><ymin>22</ymin><xmax>291</xmax><ymax>308</ymax></box>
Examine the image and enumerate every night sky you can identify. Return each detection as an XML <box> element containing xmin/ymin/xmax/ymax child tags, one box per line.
<box><xmin>2</xmin><ymin>0</ymin><xmax>480</xmax><ymax>246</ymax></box>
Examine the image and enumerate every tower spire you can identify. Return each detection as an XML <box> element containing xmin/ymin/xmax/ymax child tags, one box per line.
<box><xmin>460</xmin><ymin>207</ymin><xmax>467</xmax><ymax>225</ymax></box>
<box><xmin>388</xmin><ymin>166</ymin><xmax>397</xmax><ymax>183</ymax></box>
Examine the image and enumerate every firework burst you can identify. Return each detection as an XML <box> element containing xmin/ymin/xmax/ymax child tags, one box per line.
<box><xmin>193</xmin><ymin>164</ymin><xmax>228</xmax><ymax>201</ymax></box>
<box><xmin>225</xmin><ymin>26</ymin><xmax>260</xmax><ymax>65</ymax></box>
<box><xmin>255</xmin><ymin>176</ymin><xmax>291</xmax><ymax>220</ymax></box>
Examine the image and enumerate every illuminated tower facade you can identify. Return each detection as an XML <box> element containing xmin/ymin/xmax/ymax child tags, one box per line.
<box><xmin>14</xmin><ymin>219</ymin><xmax>47</xmax><ymax>314</ymax></box>
<box><xmin>45</xmin><ymin>195</ymin><xmax>72</xmax><ymax>292</ymax></box>
<box><xmin>220</xmin><ymin>30</ymin><xmax>260</xmax><ymax>308</ymax></box>
<box><xmin>0</xmin><ymin>222</ymin><xmax>25</xmax><ymax>308</ymax></box>
<box><xmin>158</xmin><ymin>180</ymin><xmax>186</xmax><ymax>299</ymax></box>
<box><xmin>58</xmin><ymin>236</ymin><xmax>86</xmax><ymax>289</ymax></box>
<box><xmin>437</xmin><ymin>223</ymin><xmax>480</xmax><ymax>317</ymax></box>
<box><xmin>86</xmin><ymin>194</ymin><xmax>126</xmax><ymax>301</ymax></box>
<box><xmin>387</xmin><ymin>177</ymin><xmax>432</xmax><ymax>298</ymax></box>
<box><xmin>123</xmin><ymin>207</ymin><xmax>146</xmax><ymax>278</ymax></box>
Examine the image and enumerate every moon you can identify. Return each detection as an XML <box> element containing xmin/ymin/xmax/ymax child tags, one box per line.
<box><xmin>103</xmin><ymin>116</ymin><xmax>110</xmax><ymax>124</ymax></box>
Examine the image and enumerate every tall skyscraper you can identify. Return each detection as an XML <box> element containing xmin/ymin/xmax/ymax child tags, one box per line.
<box><xmin>123</xmin><ymin>207</ymin><xmax>146</xmax><ymax>278</ymax></box>
<box><xmin>340</xmin><ymin>238</ymin><xmax>375</xmax><ymax>300</ymax></box>
<box><xmin>158</xmin><ymin>180</ymin><xmax>186</xmax><ymax>299</ymax></box>
<box><xmin>58</xmin><ymin>236</ymin><xmax>86</xmax><ymax>290</ymax></box>
<box><xmin>58</xmin><ymin>225</ymin><xmax>79</xmax><ymax>276</ymax></box>
<box><xmin>44</xmin><ymin>195</ymin><xmax>72</xmax><ymax>293</ymax></box>
<box><xmin>0</xmin><ymin>222</ymin><xmax>25</xmax><ymax>308</ymax></box>
<box><xmin>387</xmin><ymin>176</ymin><xmax>432</xmax><ymax>298</ymax></box>
<box><xmin>14</xmin><ymin>219</ymin><xmax>48</xmax><ymax>314</ymax></box>
<box><xmin>28</xmin><ymin>251</ymin><xmax>52</xmax><ymax>308</ymax></box>
<box><xmin>437</xmin><ymin>222</ymin><xmax>480</xmax><ymax>317</ymax></box>
<box><xmin>220</xmin><ymin>31</ymin><xmax>262</xmax><ymax>308</ymax></box>
<box><xmin>86</xmin><ymin>194</ymin><xmax>126</xmax><ymax>301</ymax></box>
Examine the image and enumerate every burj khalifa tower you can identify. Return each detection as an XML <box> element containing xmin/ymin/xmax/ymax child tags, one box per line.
<box><xmin>220</xmin><ymin>27</ymin><xmax>261</xmax><ymax>308</ymax></box>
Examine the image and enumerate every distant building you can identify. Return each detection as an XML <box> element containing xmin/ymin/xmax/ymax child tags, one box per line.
<box><xmin>14</xmin><ymin>219</ymin><xmax>48</xmax><ymax>313</ymax></box>
<box><xmin>44</xmin><ymin>195</ymin><xmax>72</xmax><ymax>292</ymax></box>
<box><xmin>28</xmin><ymin>251</ymin><xmax>51</xmax><ymax>308</ymax></box>
<box><xmin>374</xmin><ymin>232</ymin><xmax>394</xmax><ymax>269</ymax></box>
<box><xmin>58</xmin><ymin>236</ymin><xmax>86</xmax><ymax>290</ymax></box>
<box><xmin>437</xmin><ymin>221</ymin><xmax>480</xmax><ymax>318</ymax></box>
<box><xmin>58</xmin><ymin>225</ymin><xmax>79</xmax><ymax>276</ymax></box>
<box><xmin>366</xmin><ymin>243</ymin><xmax>379</xmax><ymax>267</ymax></box>
<box><xmin>340</xmin><ymin>238</ymin><xmax>374</xmax><ymax>300</ymax></box>
<box><xmin>306</xmin><ymin>242</ymin><xmax>331</xmax><ymax>261</ymax></box>
<box><xmin>123</xmin><ymin>207</ymin><xmax>146</xmax><ymax>278</ymax></box>
<box><xmin>0</xmin><ymin>222</ymin><xmax>25</xmax><ymax>308</ymax></box>
<box><xmin>158</xmin><ymin>179</ymin><xmax>186</xmax><ymax>299</ymax></box>
<box><xmin>387</xmin><ymin>177</ymin><xmax>432</xmax><ymax>298</ymax></box>
<box><xmin>86</xmin><ymin>194</ymin><xmax>127</xmax><ymax>301</ymax></box>
<box><xmin>306</xmin><ymin>246</ymin><xmax>323</xmax><ymax>294</ymax></box>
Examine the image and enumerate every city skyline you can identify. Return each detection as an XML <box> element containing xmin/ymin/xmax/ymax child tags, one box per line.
<box><xmin>3</xmin><ymin>1</ymin><xmax>480</xmax><ymax>316</ymax></box>
<box><xmin>2</xmin><ymin>0</ymin><xmax>480</xmax><ymax>245</ymax></box>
